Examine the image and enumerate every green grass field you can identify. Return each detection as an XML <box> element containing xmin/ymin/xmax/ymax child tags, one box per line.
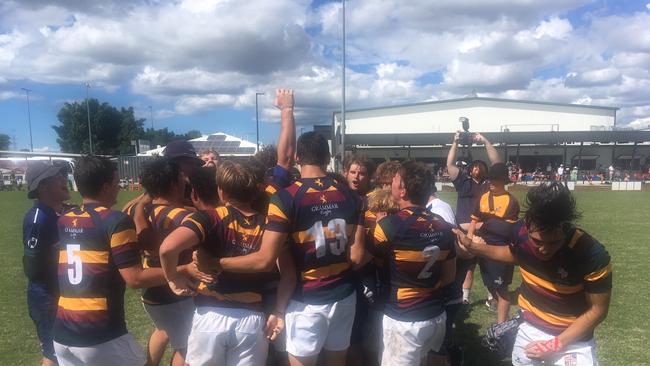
<box><xmin>0</xmin><ymin>190</ymin><xmax>648</xmax><ymax>365</ymax></box>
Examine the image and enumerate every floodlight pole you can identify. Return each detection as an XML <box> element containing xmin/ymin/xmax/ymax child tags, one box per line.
<box><xmin>85</xmin><ymin>83</ymin><xmax>93</xmax><ymax>155</ymax></box>
<box><xmin>255</xmin><ymin>92</ymin><xmax>264</xmax><ymax>153</ymax></box>
<box><xmin>149</xmin><ymin>105</ymin><xmax>154</xmax><ymax>146</ymax></box>
<box><xmin>21</xmin><ymin>88</ymin><xmax>34</xmax><ymax>152</ymax></box>
<box><xmin>340</xmin><ymin>0</ymin><xmax>346</xmax><ymax>168</ymax></box>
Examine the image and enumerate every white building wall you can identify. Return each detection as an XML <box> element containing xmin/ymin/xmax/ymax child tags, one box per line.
<box><xmin>343</xmin><ymin>99</ymin><xmax>616</xmax><ymax>134</ymax></box>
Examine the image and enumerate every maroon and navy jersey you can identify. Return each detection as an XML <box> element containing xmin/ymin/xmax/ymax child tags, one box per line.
<box><xmin>141</xmin><ymin>204</ymin><xmax>193</xmax><ymax>305</ymax></box>
<box><xmin>54</xmin><ymin>204</ymin><xmax>141</xmax><ymax>347</ymax></box>
<box><xmin>182</xmin><ymin>205</ymin><xmax>269</xmax><ymax>311</ymax></box>
<box><xmin>264</xmin><ymin>165</ymin><xmax>293</xmax><ymax>197</ymax></box>
<box><xmin>471</xmin><ymin>191</ymin><xmax>520</xmax><ymax>245</ymax></box>
<box><xmin>266</xmin><ymin>176</ymin><xmax>362</xmax><ymax>304</ymax></box>
<box><xmin>370</xmin><ymin>207</ymin><xmax>456</xmax><ymax>321</ymax></box>
<box><xmin>509</xmin><ymin>222</ymin><xmax>612</xmax><ymax>337</ymax></box>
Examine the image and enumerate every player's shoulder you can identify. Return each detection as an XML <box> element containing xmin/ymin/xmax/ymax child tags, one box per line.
<box><xmin>569</xmin><ymin>228</ymin><xmax>608</xmax><ymax>257</ymax></box>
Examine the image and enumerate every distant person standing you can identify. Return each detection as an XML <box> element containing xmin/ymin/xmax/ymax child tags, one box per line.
<box><xmin>557</xmin><ymin>165</ymin><xmax>564</xmax><ymax>182</ymax></box>
<box><xmin>608</xmin><ymin>165</ymin><xmax>614</xmax><ymax>182</ymax></box>
<box><xmin>23</xmin><ymin>162</ymin><xmax>72</xmax><ymax>366</ymax></box>
<box><xmin>446</xmin><ymin>131</ymin><xmax>501</xmax><ymax>304</ymax></box>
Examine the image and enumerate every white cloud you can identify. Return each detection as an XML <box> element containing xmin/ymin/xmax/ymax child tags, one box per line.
<box><xmin>0</xmin><ymin>0</ymin><xmax>649</xmax><ymax>129</ymax></box>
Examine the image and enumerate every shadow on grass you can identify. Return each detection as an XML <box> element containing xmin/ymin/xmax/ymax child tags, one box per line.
<box><xmin>452</xmin><ymin>300</ymin><xmax>513</xmax><ymax>366</ymax></box>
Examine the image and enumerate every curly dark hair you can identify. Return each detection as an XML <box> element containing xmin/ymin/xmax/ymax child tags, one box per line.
<box><xmin>398</xmin><ymin>161</ymin><xmax>435</xmax><ymax>206</ymax></box>
<box><xmin>74</xmin><ymin>156</ymin><xmax>117</xmax><ymax>198</ymax></box>
<box><xmin>524</xmin><ymin>182</ymin><xmax>581</xmax><ymax>232</ymax></box>
<box><xmin>189</xmin><ymin>166</ymin><xmax>219</xmax><ymax>207</ymax></box>
<box><xmin>140</xmin><ymin>157</ymin><xmax>182</xmax><ymax>199</ymax></box>
<box><xmin>254</xmin><ymin>144</ymin><xmax>278</xmax><ymax>171</ymax></box>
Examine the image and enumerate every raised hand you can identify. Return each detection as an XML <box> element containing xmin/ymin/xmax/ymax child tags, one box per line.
<box><xmin>274</xmin><ymin>89</ymin><xmax>294</xmax><ymax>110</ymax></box>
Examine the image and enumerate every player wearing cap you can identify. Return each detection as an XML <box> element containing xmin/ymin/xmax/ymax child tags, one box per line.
<box><xmin>23</xmin><ymin>161</ymin><xmax>72</xmax><ymax>366</ymax></box>
<box><xmin>368</xmin><ymin>161</ymin><xmax>456</xmax><ymax>365</ymax></box>
<box><xmin>52</xmin><ymin>156</ymin><xmax>195</xmax><ymax>366</ymax></box>
<box><xmin>456</xmin><ymin>182</ymin><xmax>611</xmax><ymax>365</ymax></box>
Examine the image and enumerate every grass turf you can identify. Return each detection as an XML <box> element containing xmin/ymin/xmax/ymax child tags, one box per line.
<box><xmin>0</xmin><ymin>190</ymin><xmax>647</xmax><ymax>365</ymax></box>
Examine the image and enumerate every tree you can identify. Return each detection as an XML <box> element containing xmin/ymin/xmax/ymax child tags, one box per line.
<box><xmin>53</xmin><ymin>99</ymin><xmax>145</xmax><ymax>155</ymax></box>
<box><xmin>0</xmin><ymin>133</ymin><xmax>10</xmax><ymax>150</ymax></box>
<box><xmin>143</xmin><ymin>128</ymin><xmax>202</xmax><ymax>149</ymax></box>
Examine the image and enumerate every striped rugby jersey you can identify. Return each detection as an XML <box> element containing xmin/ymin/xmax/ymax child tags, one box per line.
<box><xmin>509</xmin><ymin>222</ymin><xmax>612</xmax><ymax>338</ymax></box>
<box><xmin>264</xmin><ymin>165</ymin><xmax>293</xmax><ymax>197</ymax></box>
<box><xmin>266</xmin><ymin>175</ymin><xmax>362</xmax><ymax>304</ymax></box>
<box><xmin>370</xmin><ymin>206</ymin><xmax>456</xmax><ymax>321</ymax></box>
<box><xmin>471</xmin><ymin>191</ymin><xmax>520</xmax><ymax>245</ymax></box>
<box><xmin>182</xmin><ymin>205</ymin><xmax>269</xmax><ymax>311</ymax></box>
<box><xmin>54</xmin><ymin>203</ymin><xmax>141</xmax><ymax>347</ymax></box>
<box><xmin>141</xmin><ymin>204</ymin><xmax>194</xmax><ymax>305</ymax></box>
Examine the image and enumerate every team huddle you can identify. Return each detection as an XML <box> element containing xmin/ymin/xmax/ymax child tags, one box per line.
<box><xmin>23</xmin><ymin>90</ymin><xmax>612</xmax><ymax>366</ymax></box>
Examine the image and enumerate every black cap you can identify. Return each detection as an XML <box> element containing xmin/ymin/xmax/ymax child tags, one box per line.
<box><xmin>163</xmin><ymin>140</ymin><xmax>202</xmax><ymax>162</ymax></box>
<box><xmin>26</xmin><ymin>161</ymin><xmax>66</xmax><ymax>199</ymax></box>
<box><xmin>488</xmin><ymin>162</ymin><xmax>510</xmax><ymax>183</ymax></box>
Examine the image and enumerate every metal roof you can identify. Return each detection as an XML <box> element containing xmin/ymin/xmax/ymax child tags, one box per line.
<box><xmin>346</xmin><ymin>130</ymin><xmax>650</xmax><ymax>147</ymax></box>
<box><xmin>334</xmin><ymin>96</ymin><xmax>618</xmax><ymax>117</ymax></box>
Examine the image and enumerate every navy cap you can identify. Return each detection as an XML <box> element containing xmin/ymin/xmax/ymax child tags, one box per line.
<box><xmin>26</xmin><ymin>161</ymin><xmax>66</xmax><ymax>199</ymax></box>
<box><xmin>163</xmin><ymin>140</ymin><xmax>201</xmax><ymax>162</ymax></box>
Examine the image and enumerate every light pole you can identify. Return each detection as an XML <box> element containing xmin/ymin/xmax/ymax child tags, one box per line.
<box><xmin>148</xmin><ymin>106</ymin><xmax>154</xmax><ymax>130</ymax></box>
<box><xmin>21</xmin><ymin>88</ymin><xmax>33</xmax><ymax>152</ymax></box>
<box><xmin>340</xmin><ymin>0</ymin><xmax>346</xmax><ymax>168</ymax></box>
<box><xmin>255</xmin><ymin>92</ymin><xmax>264</xmax><ymax>153</ymax></box>
<box><xmin>148</xmin><ymin>105</ymin><xmax>154</xmax><ymax>147</ymax></box>
<box><xmin>85</xmin><ymin>83</ymin><xmax>93</xmax><ymax>155</ymax></box>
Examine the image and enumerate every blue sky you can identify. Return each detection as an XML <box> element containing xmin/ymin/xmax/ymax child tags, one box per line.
<box><xmin>1</xmin><ymin>0</ymin><xmax>650</xmax><ymax>151</ymax></box>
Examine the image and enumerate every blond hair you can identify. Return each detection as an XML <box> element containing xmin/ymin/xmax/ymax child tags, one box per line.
<box><xmin>367</xmin><ymin>188</ymin><xmax>399</xmax><ymax>215</ymax></box>
<box><xmin>216</xmin><ymin>160</ymin><xmax>257</xmax><ymax>204</ymax></box>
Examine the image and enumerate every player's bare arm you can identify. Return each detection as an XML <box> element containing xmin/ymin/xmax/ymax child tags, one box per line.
<box><xmin>525</xmin><ymin>291</ymin><xmax>611</xmax><ymax>360</ymax></box>
<box><xmin>218</xmin><ymin>230</ymin><xmax>288</xmax><ymax>272</ymax></box>
<box><xmin>349</xmin><ymin>224</ymin><xmax>367</xmax><ymax>269</ymax></box>
<box><xmin>159</xmin><ymin>226</ymin><xmax>204</xmax><ymax>296</ymax></box>
<box><xmin>265</xmin><ymin>249</ymin><xmax>296</xmax><ymax>341</ymax></box>
<box><xmin>446</xmin><ymin>131</ymin><xmax>461</xmax><ymax>181</ymax></box>
<box><xmin>118</xmin><ymin>265</ymin><xmax>167</xmax><ymax>289</ymax></box>
<box><xmin>453</xmin><ymin>228</ymin><xmax>517</xmax><ymax>264</ymax></box>
<box><xmin>275</xmin><ymin>88</ymin><xmax>295</xmax><ymax>169</ymax></box>
<box><xmin>474</xmin><ymin>133</ymin><xmax>502</xmax><ymax>165</ymax></box>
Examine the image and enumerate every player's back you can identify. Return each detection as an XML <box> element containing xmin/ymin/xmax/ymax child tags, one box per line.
<box><xmin>182</xmin><ymin>205</ymin><xmax>269</xmax><ymax>311</ymax></box>
<box><xmin>472</xmin><ymin>191</ymin><xmax>520</xmax><ymax>244</ymax></box>
<box><xmin>141</xmin><ymin>204</ymin><xmax>193</xmax><ymax>305</ymax></box>
<box><xmin>54</xmin><ymin>203</ymin><xmax>141</xmax><ymax>347</ymax></box>
<box><xmin>375</xmin><ymin>207</ymin><xmax>456</xmax><ymax>321</ymax></box>
<box><xmin>266</xmin><ymin>175</ymin><xmax>361</xmax><ymax>304</ymax></box>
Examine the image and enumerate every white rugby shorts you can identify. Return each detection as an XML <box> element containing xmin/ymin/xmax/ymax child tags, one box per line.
<box><xmin>143</xmin><ymin>297</ymin><xmax>195</xmax><ymax>350</ymax></box>
<box><xmin>285</xmin><ymin>291</ymin><xmax>356</xmax><ymax>358</ymax></box>
<box><xmin>186</xmin><ymin>306</ymin><xmax>268</xmax><ymax>366</ymax></box>
<box><xmin>380</xmin><ymin>311</ymin><xmax>446</xmax><ymax>366</ymax></box>
<box><xmin>512</xmin><ymin>321</ymin><xmax>598</xmax><ymax>366</ymax></box>
<box><xmin>53</xmin><ymin>333</ymin><xmax>146</xmax><ymax>366</ymax></box>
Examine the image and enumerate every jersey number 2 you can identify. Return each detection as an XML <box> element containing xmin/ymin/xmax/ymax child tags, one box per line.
<box><xmin>307</xmin><ymin>219</ymin><xmax>348</xmax><ymax>258</ymax></box>
<box><xmin>66</xmin><ymin>244</ymin><xmax>83</xmax><ymax>285</ymax></box>
<box><xmin>417</xmin><ymin>245</ymin><xmax>441</xmax><ymax>279</ymax></box>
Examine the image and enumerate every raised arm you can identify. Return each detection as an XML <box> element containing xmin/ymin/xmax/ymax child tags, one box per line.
<box><xmin>446</xmin><ymin>131</ymin><xmax>461</xmax><ymax>181</ymax></box>
<box><xmin>275</xmin><ymin>89</ymin><xmax>295</xmax><ymax>169</ymax></box>
<box><xmin>475</xmin><ymin>133</ymin><xmax>501</xmax><ymax>165</ymax></box>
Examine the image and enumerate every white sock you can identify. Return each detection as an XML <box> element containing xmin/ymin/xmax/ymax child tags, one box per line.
<box><xmin>462</xmin><ymin>288</ymin><xmax>470</xmax><ymax>301</ymax></box>
<box><xmin>487</xmin><ymin>292</ymin><xmax>494</xmax><ymax>301</ymax></box>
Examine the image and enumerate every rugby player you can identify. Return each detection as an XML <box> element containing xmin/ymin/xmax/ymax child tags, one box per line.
<box><xmin>159</xmin><ymin>160</ymin><xmax>296</xmax><ymax>366</ymax></box>
<box><xmin>446</xmin><ymin>131</ymin><xmax>501</xmax><ymax>305</ymax></box>
<box><xmin>194</xmin><ymin>131</ymin><xmax>366</xmax><ymax>366</ymax></box>
<box><xmin>23</xmin><ymin>161</ymin><xmax>72</xmax><ymax>366</ymax></box>
<box><xmin>52</xmin><ymin>156</ymin><xmax>195</xmax><ymax>366</ymax></box>
<box><xmin>137</xmin><ymin>157</ymin><xmax>208</xmax><ymax>366</ymax></box>
<box><xmin>200</xmin><ymin>149</ymin><xmax>219</xmax><ymax>168</ymax></box>
<box><xmin>455</xmin><ymin>182</ymin><xmax>612</xmax><ymax>365</ymax></box>
<box><xmin>374</xmin><ymin>161</ymin><xmax>400</xmax><ymax>189</ymax></box>
<box><xmin>467</xmin><ymin>162</ymin><xmax>520</xmax><ymax>324</ymax></box>
<box><xmin>368</xmin><ymin>161</ymin><xmax>456</xmax><ymax>365</ymax></box>
<box><xmin>344</xmin><ymin>154</ymin><xmax>375</xmax><ymax>196</ymax></box>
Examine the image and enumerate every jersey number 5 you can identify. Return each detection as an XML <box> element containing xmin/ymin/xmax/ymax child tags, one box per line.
<box><xmin>307</xmin><ymin>219</ymin><xmax>348</xmax><ymax>259</ymax></box>
<box><xmin>417</xmin><ymin>245</ymin><xmax>441</xmax><ymax>279</ymax></box>
<box><xmin>66</xmin><ymin>244</ymin><xmax>83</xmax><ymax>285</ymax></box>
